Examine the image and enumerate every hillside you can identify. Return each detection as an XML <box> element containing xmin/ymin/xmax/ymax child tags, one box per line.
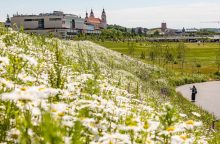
<box><xmin>0</xmin><ymin>26</ymin><xmax>218</xmax><ymax>143</ymax></box>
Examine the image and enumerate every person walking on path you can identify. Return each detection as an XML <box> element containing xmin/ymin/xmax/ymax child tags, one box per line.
<box><xmin>190</xmin><ymin>85</ymin><xmax>197</xmax><ymax>102</ymax></box>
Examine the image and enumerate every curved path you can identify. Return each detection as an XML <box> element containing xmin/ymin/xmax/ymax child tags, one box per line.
<box><xmin>176</xmin><ymin>81</ymin><xmax>220</xmax><ymax>119</ymax></box>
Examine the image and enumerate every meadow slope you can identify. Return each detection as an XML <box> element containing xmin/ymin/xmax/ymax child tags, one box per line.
<box><xmin>0</xmin><ymin>27</ymin><xmax>218</xmax><ymax>143</ymax></box>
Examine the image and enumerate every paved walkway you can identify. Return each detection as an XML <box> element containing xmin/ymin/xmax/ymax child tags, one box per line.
<box><xmin>176</xmin><ymin>81</ymin><xmax>220</xmax><ymax>119</ymax></box>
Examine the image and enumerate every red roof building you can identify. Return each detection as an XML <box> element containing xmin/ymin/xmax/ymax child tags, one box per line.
<box><xmin>85</xmin><ymin>9</ymin><xmax>107</xmax><ymax>30</ymax></box>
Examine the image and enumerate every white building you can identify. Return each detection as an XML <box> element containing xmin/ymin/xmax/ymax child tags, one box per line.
<box><xmin>185</xmin><ymin>28</ymin><xmax>199</xmax><ymax>33</ymax></box>
<box><xmin>11</xmin><ymin>11</ymin><xmax>85</xmax><ymax>38</ymax></box>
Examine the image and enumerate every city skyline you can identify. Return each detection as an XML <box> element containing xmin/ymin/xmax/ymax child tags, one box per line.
<box><xmin>1</xmin><ymin>0</ymin><xmax>220</xmax><ymax>29</ymax></box>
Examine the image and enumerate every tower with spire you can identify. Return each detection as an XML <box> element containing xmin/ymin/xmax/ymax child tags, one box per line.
<box><xmin>85</xmin><ymin>11</ymin><xmax>88</xmax><ymax>19</ymax></box>
<box><xmin>101</xmin><ymin>9</ymin><xmax>107</xmax><ymax>23</ymax></box>
<box><xmin>5</xmin><ymin>14</ymin><xmax>11</xmax><ymax>27</ymax></box>
<box><xmin>101</xmin><ymin>9</ymin><xmax>106</xmax><ymax>22</ymax></box>
<box><xmin>101</xmin><ymin>9</ymin><xmax>107</xmax><ymax>28</ymax></box>
<box><xmin>90</xmin><ymin>9</ymin><xmax>94</xmax><ymax>18</ymax></box>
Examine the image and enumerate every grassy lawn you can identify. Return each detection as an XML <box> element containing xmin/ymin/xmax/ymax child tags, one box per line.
<box><xmin>95</xmin><ymin>41</ymin><xmax>220</xmax><ymax>74</ymax></box>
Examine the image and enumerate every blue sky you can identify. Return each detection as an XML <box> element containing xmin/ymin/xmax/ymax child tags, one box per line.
<box><xmin>1</xmin><ymin>0</ymin><xmax>220</xmax><ymax>28</ymax></box>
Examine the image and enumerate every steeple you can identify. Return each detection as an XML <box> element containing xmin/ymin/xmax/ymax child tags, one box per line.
<box><xmin>5</xmin><ymin>14</ymin><xmax>11</xmax><ymax>27</ymax></box>
<box><xmin>85</xmin><ymin>11</ymin><xmax>88</xmax><ymax>19</ymax></box>
<box><xmin>182</xmin><ymin>27</ymin><xmax>186</xmax><ymax>33</ymax></box>
<box><xmin>101</xmin><ymin>9</ymin><xmax>107</xmax><ymax>23</ymax></box>
<box><xmin>90</xmin><ymin>9</ymin><xmax>94</xmax><ymax>18</ymax></box>
<box><xmin>101</xmin><ymin>9</ymin><xmax>107</xmax><ymax>28</ymax></box>
<box><xmin>102</xmin><ymin>8</ymin><xmax>106</xmax><ymax>15</ymax></box>
<box><xmin>6</xmin><ymin>14</ymin><xmax>10</xmax><ymax>23</ymax></box>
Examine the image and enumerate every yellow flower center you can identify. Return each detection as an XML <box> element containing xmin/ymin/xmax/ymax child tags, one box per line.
<box><xmin>186</xmin><ymin>120</ymin><xmax>194</xmax><ymax>125</ymax></box>
<box><xmin>90</xmin><ymin>122</ymin><xmax>95</xmax><ymax>127</ymax></box>
<box><xmin>51</xmin><ymin>109</ymin><xmax>57</xmax><ymax>112</ymax></box>
<box><xmin>145</xmin><ymin>139</ymin><xmax>152</xmax><ymax>144</ymax></box>
<box><xmin>80</xmin><ymin>117</ymin><xmax>85</xmax><ymax>120</ymax></box>
<box><xmin>166</xmin><ymin>126</ymin><xmax>175</xmax><ymax>132</ymax></box>
<box><xmin>180</xmin><ymin>135</ymin><xmax>188</xmax><ymax>141</ymax></box>
<box><xmin>20</xmin><ymin>87</ymin><xmax>27</xmax><ymax>91</ymax></box>
<box><xmin>38</xmin><ymin>87</ymin><xmax>45</xmax><ymax>91</ymax></box>
<box><xmin>109</xmin><ymin>140</ymin><xmax>113</xmax><ymax>144</ymax></box>
<box><xmin>144</xmin><ymin>122</ymin><xmax>149</xmax><ymax>129</ymax></box>
<box><xmin>58</xmin><ymin>112</ymin><xmax>65</xmax><ymax>117</ymax></box>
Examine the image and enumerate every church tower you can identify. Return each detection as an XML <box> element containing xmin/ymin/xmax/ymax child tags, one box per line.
<box><xmin>101</xmin><ymin>9</ymin><xmax>107</xmax><ymax>23</ymax></box>
<box><xmin>101</xmin><ymin>9</ymin><xmax>107</xmax><ymax>28</ymax></box>
<box><xmin>85</xmin><ymin>11</ymin><xmax>88</xmax><ymax>19</ymax></box>
<box><xmin>5</xmin><ymin>14</ymin><xmax>11</xmax><ymax>27</ymax></box>
<box><xmin>90</xmin><ymin>9</ymin><xmax>94</xmax><ymax>18</ymax></box>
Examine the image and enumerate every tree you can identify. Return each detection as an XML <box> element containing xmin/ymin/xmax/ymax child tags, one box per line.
<box><xmin>176</xmin><ymin>42</ymin><xmax>186</xmax><ymax>73</ymax></box>
<box><xmin>128</xmin><ymin>42</ymin><xmax>135</xmax><ymax>55</ymax></box>
<box><xmin>149</xmin><ymin>51</ymin><xmax>156</xmax><ymax>62</ymax></box>
<box><xmin>153</xmin><ymin>30</ymin><xmax>160</xmax><ymax>36</ymax></box>
<box><xmin>196</xmin><ymin>63</ymin><xmax>202</xmax><ymax>73</ymax></box>
<box><xmin>140</xmin><ymin>51</ymin><xmax>145</xmax><ymax>59</ymax></box>
<box><xmin>216</xmin><ymin>45</ymin><xmax>220</xmax><ymax>72</ymax></box>
<box><xmin>101</xmin><ymin>28</ymin><xmax>123</xmax><ymax>41</ymax></box>
<box><xmin>149</xmin><ymin>43</ymin><xmax>159</xmax><ymax>65</ymax></box>
<box><xmin>131</xmin><ymin>28</ymin><xmax>136</xmax><ymax>37</ymax></box>
<box><xmin>163</xmin><ymin>45</ymin><xmax>174</xmax><ymax>68</ymax></box>
<box><xmin>138</xmin><ymin>28</ymin><xmax>143</xmax><ymax>35</ymax></box>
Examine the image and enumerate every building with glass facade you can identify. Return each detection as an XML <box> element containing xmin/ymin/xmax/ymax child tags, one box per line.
<box><xmin>11</xmin><ymin>11</ymin><xmax>85</xmax><ymax>38</ymax></box>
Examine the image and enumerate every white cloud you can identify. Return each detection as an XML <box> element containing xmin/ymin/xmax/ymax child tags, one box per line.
<box><xmin>107</xmin><ymin>2</ymin><xmax>220</xmax><ymax>28</ymax></box>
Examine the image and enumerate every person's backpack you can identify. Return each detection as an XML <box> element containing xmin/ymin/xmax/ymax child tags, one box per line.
<box><xmin>195</xmin><ymin>89</ymin><xmax>197</xmax><ymax>94</ymax></box>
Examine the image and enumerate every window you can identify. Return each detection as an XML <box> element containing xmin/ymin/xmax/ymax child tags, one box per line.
<box><xmin>24</xmin><ymin>19</ymin><xmax>39</xmax><ymax>21</ymax></box>
<box><xmin>49</xmin><ymin>18</ymin><xmax>62</xmax><ymax>21</ymax></box>
<box><xmin>72</xmin><ymin>20</ymin><xmax>75</xmax><ymax>29</ymax></box>
<box><xmin>24</xmin><ymin>19</ymin><xmax>32</xmax><ymax>21</ymax></box>
<box><xmin>38</xmin><ymin>19</ymin><xmax>44</xmax><ymax>29</ymax></box>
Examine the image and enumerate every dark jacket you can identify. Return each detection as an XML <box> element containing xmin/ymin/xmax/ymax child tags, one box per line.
<box><xmin>191</xmin><ymin>87</ymin><xmax>197</xmax><ymax>94</ymax></box>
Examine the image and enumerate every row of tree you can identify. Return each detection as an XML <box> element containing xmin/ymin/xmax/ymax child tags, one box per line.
<box><xmin>126</xmin><ymin>42</ymin><xmax>220</xmax><ymax>74</ymax></box>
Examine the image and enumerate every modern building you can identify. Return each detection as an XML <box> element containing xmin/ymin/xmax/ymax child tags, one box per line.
<box><xmin>10</xmin><ymin>10</ymin><xmax>107</xmax><ymax>38</ymax></box>
<box><xmin>11</xmin><ymin>11</ymin><xmax>85</xmax><ymax>38</ymax></box>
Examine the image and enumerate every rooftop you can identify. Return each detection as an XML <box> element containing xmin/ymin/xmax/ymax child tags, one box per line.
<box><xmin>13</xmin><ymin>11</ymin><xmax>78</xmax><ymax>18</ymax></box>
<box><xmin>86</xmin><ymin>17</ymin><xmax>102</xmax><ymax>24</ymax></box>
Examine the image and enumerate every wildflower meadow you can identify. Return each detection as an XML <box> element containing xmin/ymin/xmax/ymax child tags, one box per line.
<box><xmin>0</xmin><ymin>25</ymin><xmax>219</xmax><ymax>143</ymax></box>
